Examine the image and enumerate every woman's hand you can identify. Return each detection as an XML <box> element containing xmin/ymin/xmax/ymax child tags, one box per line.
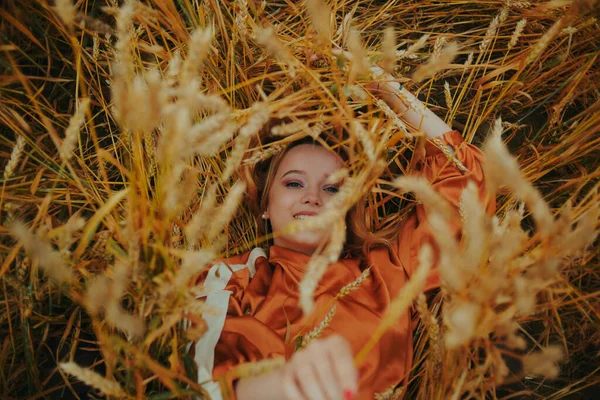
<box><xmin>327</xmin><ymin>49</ymin><xmax>452</xmax><ymax>139</ymax></box>
<box><xmin>236</xmin><ymin>334</ymin><xmax>358</xmax><ymax>400</ymax></box>
<box><xmin>282</xmin><ymin>334</ymin><xmax>358</xmax><ymax>400</ymax></box>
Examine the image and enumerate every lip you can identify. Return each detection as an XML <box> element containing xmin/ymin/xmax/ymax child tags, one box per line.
<box><xmin>294</xmin><ymin>211</ymin><xmax>318</xmax><ymax>217</ymax></box>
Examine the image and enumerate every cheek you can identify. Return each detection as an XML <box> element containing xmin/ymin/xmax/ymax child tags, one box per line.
<box><xmin>267</xmin><ymin>188</ymin><xmax>293</xmax><ymax>227</ymax></box>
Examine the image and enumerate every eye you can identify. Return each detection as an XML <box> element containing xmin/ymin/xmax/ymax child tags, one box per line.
<box><xmin>285</xmin><ymin>181</ymin><xmax>303</xmax><ymax>188</ymax></box>
<box><xmin>324</xmin><ymin>186</ymin><xmax>339</xmax><ymax>194</ymax></box>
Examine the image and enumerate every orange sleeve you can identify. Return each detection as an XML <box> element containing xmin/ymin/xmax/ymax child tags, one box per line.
<box><xmin>395</xmin><ymin>130</ymin><xmax>496</xmax><ymax>292</ymax></box>
<box><xmin>211</xmin><ymin>263</ymin><xmax>285</xmax><ymax>400</ymax></box>
<box><xmin>188</xmin><ymin>258</ymin><xmax>249</xmax><ymax>400</ymax></box>
<box><xmin>189</xmin><ymin>252</ymin><xmax>281</xmax><ymax>400</ymax></box>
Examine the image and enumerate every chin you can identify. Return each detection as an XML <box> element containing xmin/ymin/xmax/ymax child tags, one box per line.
<box><xmin>277</xmin><ymin>231</ymin><xmax>326</xmax><ymax>255</ymax></box>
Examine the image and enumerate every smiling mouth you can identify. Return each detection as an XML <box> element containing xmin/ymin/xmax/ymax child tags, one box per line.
<box><xmin>294</xmin><ymin>214</ymin><xmax>316</xmax><ymax>220</ymax></box>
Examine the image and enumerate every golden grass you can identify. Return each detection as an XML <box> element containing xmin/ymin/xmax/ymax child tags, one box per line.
<box><xmin>0</xmin><ymin>0</ymin><xmax>599</xmax><ymax>398</ymax></box>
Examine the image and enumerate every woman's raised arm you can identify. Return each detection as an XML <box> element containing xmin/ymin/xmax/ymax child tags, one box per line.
<box><xmin>362</xmin><ymin>64</ymin><xmax>495</xmax><ymax>290</ymax></box>
<box><xmin>366</xmin><ymin>65</ymin><xmax>452</xmax><ymax>139</ymax></box>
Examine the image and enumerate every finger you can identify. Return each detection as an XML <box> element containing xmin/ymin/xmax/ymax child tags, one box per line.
<box><xmin>332</xmin><ymin>48</ymin><xmax>353</xmax><ymax>61</ymax></box>
<box><xmin>309</xmin><ymin>53</ymin><xmax>321</xmax><ymax>62</ymax></box>
<box><xmin>294</xmin><ymin>362</ymin><xmax>327</xmax><ymax>400</ymax></box>
<box><xmin>307</xmin><ymin>349</ymin><xmax>342</xmax><ymax>400</ymax></box>
<box><xmin>281</xmin><ymin>367</ymin><xmax>306</xmax><ymax>400</ymax></box>
<box><xmin>325</xmin><ymin>336</ymin><xmax>359</xmax><ymax>396</ymax></box>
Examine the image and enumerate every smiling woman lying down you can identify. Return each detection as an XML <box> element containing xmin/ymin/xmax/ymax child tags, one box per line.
<box><xmin>188</xmin><ymin>66</ymin><xmax>494</xmax><ymax>400</ymax></box>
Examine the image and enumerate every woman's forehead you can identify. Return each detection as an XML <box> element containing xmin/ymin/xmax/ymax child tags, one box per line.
<box><xmin>276</xmin><ymin>144</ymin><xmax>344</xmax><ymax>177</ymax></box>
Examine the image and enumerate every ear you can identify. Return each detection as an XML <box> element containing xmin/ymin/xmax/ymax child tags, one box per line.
<box><xmin>264</xmin><ymin>205</ymin><xmax>270</xmax><ymax>219</ymax></box>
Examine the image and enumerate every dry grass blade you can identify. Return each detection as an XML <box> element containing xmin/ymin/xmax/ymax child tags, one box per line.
<box><xmin>415</xmin><ymin>293</ymin><xmax>441</xmax><ymax>368</ymax></box>
<box><xmin>444</xmin><ymin>81</ymin><xmax>453</xmax><ymax>111</ymax></box>
<box><xmin>177</xmin><ymin>249</ymin><xmax>217</xmax><ymax>288</ymax></box>
<box><xmin>351</xmin><ymin>120</ymin><xmax>376</xmax><ymax>162</ymax></box>
<box><xmin>427</xmin><ymin>213</ymin><xmax>465</xmax><ymax>292</ymax></box>
<box><xmin>299</xmin><ymin>255</ymin><xmax>330</xmax><ymax>315</ymax></box>
<box><xmin>243</xmin><ymin>144</ymin><xmax>286</xmax><ymax>165</ymax></box>
<box><xmin>185</xmin><ymin>183</ymin><xmax>218</xmax><ymax>245</ymax></box>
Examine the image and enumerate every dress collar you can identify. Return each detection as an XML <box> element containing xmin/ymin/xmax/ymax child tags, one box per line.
<box><xmin>268</xmin><ymin>245</ymin><xmax>312</xmax><ymax>272</ymax></box>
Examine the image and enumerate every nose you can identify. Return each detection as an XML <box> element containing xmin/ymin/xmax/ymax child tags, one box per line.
<box><xmin>301</xmin><ymin>189</ymin><xmax>322</xmax><ymax>207</ymax></box>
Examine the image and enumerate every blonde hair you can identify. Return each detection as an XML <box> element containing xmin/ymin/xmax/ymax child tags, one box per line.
<box><xmin>242</xmin><ymin>134</ymin><xmax>400</xmax><ymax>261</ymax></box>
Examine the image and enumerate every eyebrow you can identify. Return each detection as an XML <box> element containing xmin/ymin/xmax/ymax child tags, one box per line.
<box><xmin>281</xmin><ymin>169</ymin><xmax>306</xmax><ymax>178</ymax></box>
<box><xmin>280</xmin><ymin>169</ymin><xmax>339</xmax><ymax>183</ymax></box>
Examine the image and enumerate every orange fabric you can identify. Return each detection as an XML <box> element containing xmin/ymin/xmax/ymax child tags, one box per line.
<box><xmin>193</xmin><ymin>130</ymin><xmax>495</xmax><ymax>399</ymax></box>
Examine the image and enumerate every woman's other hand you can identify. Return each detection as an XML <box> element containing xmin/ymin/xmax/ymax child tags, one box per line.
<box><xmin>236</xmin><ymin>334</ymin><xmax>358</xmax><ymax>400</ymax></box>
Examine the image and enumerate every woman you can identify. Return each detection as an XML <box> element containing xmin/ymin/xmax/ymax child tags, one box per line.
<box><xmin>190</xmin><ymin>66</ymin><xmax>494</xmax><ymax>400</ymax></box>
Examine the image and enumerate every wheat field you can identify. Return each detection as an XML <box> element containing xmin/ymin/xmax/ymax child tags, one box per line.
<box><xmin>0</xmin><ymin>0</ymin><xmax>599</xmax><ymax>399</ymax></box>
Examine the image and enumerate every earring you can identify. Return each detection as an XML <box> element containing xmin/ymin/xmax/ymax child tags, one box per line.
<box><xmin>261</xmin><ymin>212</ymin><xmax>267</xmax><ymax>219</ymax></box>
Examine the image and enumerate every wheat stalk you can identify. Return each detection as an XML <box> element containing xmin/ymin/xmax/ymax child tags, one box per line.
<box><xmin>413</xmin><ymin>41</ymin><xmax>459</xmax><ymax>82</ymax></box>
<box><xmin>479</xmin><ymin>14</ymin><xmax>500</xmax><ymax>53</ymax></box>
<box><xmin>523</xmin><ymin>346</ymin><xmax>564</xmax><ymax>378</ymax></box>
<box><xmin>305</xmin><ymin>0</ymin><xmax>331</xmax><ymax>43</ymax></box>
<box><xmin>508</xmin><ymin>19</ymin><xmax>527</xmax><ymax>50</ymax></box>
<box><xmin>86</xmin><ymin>262</ymin><xmax>145</xmax><ymax>338</ymax></box>
<box><xmin>354</xmin><ymin>244</ymin><xmax>433</xmax><ymax>364</ymax></box>
<box><xmin>54</xmin><ymin>0</ymin><xmax>76</xmax><ymax>26</ymax></box>
<box><xmin>59</xmin><ymin>98</ymin><xmax>90</xmax><ymax>162</ymax></box>
<box><xmin>59</xmin><ymin>362</ymin><xmax>127</xmax><ymax>397</ymax></box>
<box><xmin>255</xmin><ymin>26</ymin><xmax>298</xmax><ymax>76</ymax></box>
<box><xmin>301</xmin><ymin>304</ymin><xmax>337</xmax><ymax>347</ymax></box>
<box><xmin>397</xmin><ymin>34</ymin><xmax>429</xmax><ymax>60</ymax></box>
<box><xmin>382</xmin><ymin>27</ymin><xmax>396</xmax><ymax>74</ymax></box>
<box><xmin>525</xmin><ymin>18</ymin><xmax>564</xmax><ymax>65</ymax></box>
<box><xmin>222</xmin><ymin>102</ymin><xmax>270</xmax><ymax>181</ymax></box>
<box><xmin>11</xmin><ymin>222</ymin><xmax>72</xmax><ymax>284</ymax></box>
<box><xmin>181</xmin><ymin>27</ymin><xmax>214</xmax><ymax>84</ymax></box>
<box><xmin>231</xmin><ymin>357</ymin><xmax>286</xmax><ymax>379</ymax></box>
<box><xmin>3</xmin><ymin>135</ymin><xmax>25</xmax><ymax>180</ymax></box>
<box><xmin>207</xmin><ymin>181</ymin><xmax>247</xmax><ymax>240</ymax></box>
<box><xmin>337</xmin><ymin>266</ymin><xmax>371</xmax><ymax>298</ymax></box>
<box><xmin>347</xmin><ymin>29</ymin><xmax>369</xmax><ymax>83</ymax></box>
<box><xmin>299</xmin><ymin>219</ymin><xmax>346</xmax><ymax>314</ymax></box>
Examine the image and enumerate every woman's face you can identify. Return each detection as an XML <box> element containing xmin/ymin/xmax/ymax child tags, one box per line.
<box><xmin>265</xmin><ymin>144</ymin><xmax>344</xmax><ymax>255</ymax></box>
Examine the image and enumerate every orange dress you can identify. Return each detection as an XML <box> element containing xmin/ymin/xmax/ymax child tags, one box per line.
<box><xmin>190</xmin><ymin>130</ymin><xmax>495</xmax><ymax>399</ymax></box>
